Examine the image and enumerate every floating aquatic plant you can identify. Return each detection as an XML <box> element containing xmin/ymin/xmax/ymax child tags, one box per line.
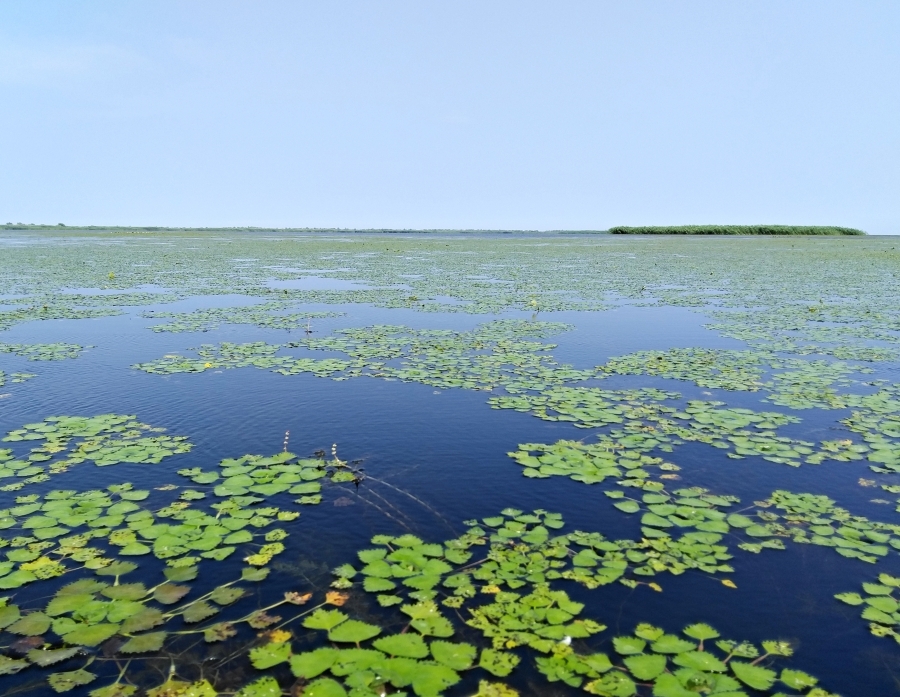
<box><xmin>193</xmin><ymin>508</ymin><xmax>834</xmax><ymax>696</ymax></box>
<box><xmin>0</xmin><ymin>371</ymin><xmax>36</xmax><ymax>387</ymax></box>
<box><xmin>133</xmin><ymin>320</ymin><xmax>595</xmax><ymax>394</ymax></box>
<box><xmin>835</xmin><ymin>573</ymin><xmax>900</xmax><ymax>643</ymax></box>
<box><xmin>0</xmin><ymin>415</ymin><xmax>193</xmax><ymax>490</ymax></box>
<box><xmin>0</xmin><ymin>343</ymin><xmax>86</xmax><ymax>361</ymax></box>
<box><xmin>143</xmin><ymin>304</ymin><xmax>344</xmax><ymax>333</ymax></box>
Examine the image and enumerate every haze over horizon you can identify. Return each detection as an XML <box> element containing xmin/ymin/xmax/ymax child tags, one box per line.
<box><xmin>1</xmin><ymin>2</ymin><xmax>897</xmax><ymax>234</ymax></box>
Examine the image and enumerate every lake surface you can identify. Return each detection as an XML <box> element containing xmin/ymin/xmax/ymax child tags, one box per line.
<box><xmin>1</xmin><ymin>231</ymin><xmax>899</xmax><ymax>697</ymax></box>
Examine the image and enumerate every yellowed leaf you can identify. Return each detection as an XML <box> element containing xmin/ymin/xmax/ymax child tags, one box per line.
<box><xmin>285</xmin><ymin>591</ymin><xmax>312</xmax><ymax>605</ymax></box>
<box><xmin>268</xmin><ymin>629</ymin><xmax>291</xmax><ymax>643</ymax></box>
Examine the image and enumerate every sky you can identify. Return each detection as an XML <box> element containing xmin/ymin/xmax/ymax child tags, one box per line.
<box><xmin>0</xmin><ymin>2</ymin><xmax>897</xmax><ymax>233</ymax></box>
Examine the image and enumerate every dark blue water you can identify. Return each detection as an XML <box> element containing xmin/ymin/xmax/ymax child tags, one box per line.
<box><xmin>1</xmin><ymin>299</ymin><xmax>898</xmax><ymax>695</ymax></box>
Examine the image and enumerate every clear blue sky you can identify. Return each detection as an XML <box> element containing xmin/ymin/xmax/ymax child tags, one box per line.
<box><xmin>1</xmin><ymin>2</ymin><xmax>897</xmax><ymax>232</ymax></box>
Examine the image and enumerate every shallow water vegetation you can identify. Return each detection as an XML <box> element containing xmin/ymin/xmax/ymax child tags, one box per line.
<box><xmin>493</xmin><ymin>388</ymin><xmax>855</xmax><ymax>469</ymax></box>
<box><xmin>2</xmin><ymin>231</ymin><xmax>900</xmax><ymax>694</ymax></box>
<box><xmin>835</xmin><ymin>573</ymin><xmax>900</xmax><ymax>643</ymax></box>
<box><xmin>608</xmin><ymin>480</ymin><xmax>900</xmax><ymax>566</ymax></box>
<box><xmin>0</xmin><ymin>298</ymin><xmax>123</xmax><ymax>332</ymax></box>
<box><xmin>598</xmin><ymin>348</ymin><xmax>771</xmax><ymax>392</ymax></box>
<box><xmin>135</xmin><ymin>316</ymin><xmax>896</xmax><ymax>477</ymax></box>
<box><xmin>0</xmin><ymin>496</ymin><xmax>839</xmax><ymax>696</ymax></box>
<box><xmin>204</xmin><ymin>509</ymin><xmax>832</xmax><ymax>696</ymax></box>
<box><xmin>0</xmin><ymin>415</ymin><xmax>193</xmax><ymax>490</ymax></box>
<box><xmin>0</xmin><ymin>559</ymin><xmax>281</xmax><ymax>694</ymax></box>
<box><xmin>1</xmin><ymin>234</ymin><xmax>899</xmax><ymax>363</ymax></box>
<box><xmin>596</xmin><ymin>347</ymin><xmax>876</xmax><ymax>411</ymax></box>
<box><xmin>0</xmin><ymin>445</ymin><xmax>368</xmax><ymax>593</ymax></box>
<box><xmin>0</xmin><ymin>441</ymin><xmax>371</xmax><ymax>695</ymax></box>
<box><xmin>134</xmin><ymin>320</ymin><xmax>594</xmax><ymax>393</ymax></box>
<box><xmin>0</xmin><ymin>371</ymin><xmax>36</xmax><ymax>387</ymax></box>
<box><xmin>507</xmin><ymin>438</ymin><xmax>900</xmax><ymax>570</ymax></box>
<box><xmin>0</xmin><ymin>342</ymin><xmax>86</xmax><ymax>361</ymax></box>
<box><xmin>143</xmin><ymin>304</ymin><xmax>344</xmax><ymax>333</ymax></box>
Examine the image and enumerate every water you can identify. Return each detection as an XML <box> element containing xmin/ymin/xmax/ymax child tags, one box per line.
<box><xmin>2</xmin><ymin>293</ymin><xmax>898</xmax><ymax>695</ymax></box>
<box><xmin>3</xmin><ymin>231</ymin><xmax>900</xmax><ymax>695</ymax></box>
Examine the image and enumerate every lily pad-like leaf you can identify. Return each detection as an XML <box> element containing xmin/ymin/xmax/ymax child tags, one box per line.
<box><xmin>411</xmin><ymin>663</ymin><xmax>461</xmax><ymax>697</ymax></box>
<box><xmin>202</xmin><ymin>546</ymin><xmax>236</xmax><ymax>561</ymax></box>
<box><xmin>8</xmin><ymin>611</ymin><xmax>51</xmax><ymax>636</ymax></box>
<box><xmin>730</xmin><ymin>660</ymin><xmax>777</xmax><ymax>690</ymax></box>
<box><xmin>165</xmin><ymin>566</ymin><xmax>199</xmax><ymax>582</ymax></box>
<box><xmin>650</xmin><ymin>673</ymin><xmax>695</xmax><ymax>697</ymax></box>
<box><xmin>210</xmin><ymin>586</ymin><xmax>245</xmax><ymax>606</ymax></box>
<box><xmin>479</xmin><ymin>649</ymin><xmax>520</xmax><ymax>677</ymax></box>
<box><xmin>121</xmin><ymin>608</ymin><xmax>164</xmax><ymax>633</ymax></box>
<box><xmin>726</xmin><ymin>514</ymin><xmax>755</xmax><ymax>528</ymax></box>
<box><xmin>105</xmin><ymin>603</ymin><xmax>144</xmax><ymax>628</ymax></box>
<box><xmin>235</xmin><ymin>676</ymin><xmax>282</xmax><ymax>697</ymax></box>
<box><xmin>612</xmin><ymin>636</ymin><xmax>646</xmax><ymax>655</ymax></box>
<box><xmin>95</xmin><ymin>562</ymin><xmax>138</xmax><ymax>577</ymax></box>
<box><xmin>120</xmin><ymin>490</ymin><xmax>151</xmax><ymax>501</ymax></box>
<box><xmin>119</xmin><ymin>542</ymin><xmax>152</xmax><ymax>556</ymax></box>
<box><xmin>58</xmin><ymin>579</ymin><xmax>108</xmax><ymax>596</ymax></box>
<box><xmin>304</xmin><ymin>678</ymin><xmax>347</xmax><ymax>697</ymax></box>
<box><xmin>430</xmin><ymin>641</ymin><xmax>477</xmax><ymax>670</ymax></box>
<box><xmin>623</xmin><ymin>653</ymin><xmax>667</xmax><ymax>680</ymax></box>
<box><xmin>183</xmin><ymin>601</ymin><xmax>219</xmax><ymax>624</ymax></box>
<box><xmin>779</xmin><ymin>668</ymin><xmax>818</xmax><ymax>689</ymax></box>
<box><xmin>290</xmin><ymin>647</ymin><xmax>341</xmax><ymax>679</ymax></box>
<box><xmin>585</xmin><ymin>671</ymin><xmax>636</xmax><ymax>697</ymax></box>
<box><xmin>303</xmin><ymin>608</ymin><xmax>348</xmax><ymax>630</ymax></box>
<box><xmin>633</xmin><ymin>624</ymin><xmax>664</xmax><ymax>641</ymax></box>
<box><xmin>0</xmin><ymin>604</ymin><xmax>21</xmax><ymax>629</ymax></box>
<box><xmin>48</xmin><ymin>668</ymin><xmax>97</xmax><ymax>693</ymax></box>
<box><xmin>146</xmin><ymin>680</ymin><xmax>216</xmax><ymax>697</ymax></box>
<box><xmin>250</xmin><ymin>640</ymin><xmax>291</xmax><ymax>669</ymax></box>
<box><xmin>834</xmin><ymin>592</ymin><xmax>865</xmax><ymax>605</ymax></box>
<box><xmin>248</xmin><ymin>611</ymin><xmax>282</xmax><ymax>629</ymax></box>
<box><xmin>682</xmin><ymin>623</ymin><xmax>720</xmax><ymax>640</ymax></box>
<box><xmin>26</xmin><ymin>647</ymin><xmax>82</xmax><ymax>667</ymax></box>
<box><xmin>241</xmin><ymin>567</ymin><xmax>270</xmax><ymax>582</ymax></box>
<box><xmin>411</xmin><ymin>613</ymin><xmax>455</xmax><ymax>638</ymax></box>
<box><xmin>88</xmin><ymin>684</ymin><xmax>138</xmax><ymax>697</ymax></box>
<box><xmin>364</xmin><ymin>576</ymin><xmax>397</xmax><ymax>593</ymax></box>
<box><xmin>373</xmin><ymin>633</ymin><xmax>429</xmax><ymax>658</ymax></box>
<box><xmin>119</xmin><ymin>632</ymin><xmax>167</xmax><ymax>654</ymax></box>
<box><xmin>61</xmin><ymin>622</ymin><xmax>120</xmax><ymax>647</ymax></box>
<box><xmin>650</xmin><ymin>634</ymin><xmax>696</xmax><ymax>654</ymax></box>
<box><xmin>0</xmin><ymin>655</ymin><xmax>29</xmax><ymax>675</ymax></box>
<box><xmin>613</xmin><ymin>500</ymin><xmax>641</xmax><ymax>514</ymax></box>
<box><xmin>328</xmin><ymin>619</ymin><xmax>381</xmax><ymax>643</ymax></box>
<box><xmin>672</xmin><ymin>650</ymin><xmax>727</xmax><ymax>673</ymax></box>
<box><xmin>0</xmin><ymin>570</ymin><xmax>37</xmax><ymax>589</ymax></box>
<box><xmin>154</xmin><ymin>583</ymin><xmax>190</xmax><ymax>605</ymax></box>
<box><xmin>102</xmin><ymin>583</ymin><xmax>148</xmax><ymax>601</ymax></box>
<box><xmin>224</xmin><ymin>530</ymin><xmax>253</xmax><ymax>545</ymax></box>
<box><xmin>204</xmin><ymin>623</ymin><xmax>238</xmax><ymax>643</ymax></box>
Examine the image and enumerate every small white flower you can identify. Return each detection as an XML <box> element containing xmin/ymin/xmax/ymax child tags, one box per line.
<box><xmin>561</xmin><ymin>635</ymin><xmax>572</xmax><ymax>646</ymax></box>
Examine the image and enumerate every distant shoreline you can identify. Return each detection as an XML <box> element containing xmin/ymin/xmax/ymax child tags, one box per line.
<box><xmin>0</xmin><ymin>224</ymin><xmax>598</xmax><ymax>234</ymax></box>
<box><xmin>0</xmin><ymin>224</ymin><xmax>866</xmax><ymax>235</ymax></box>
<box><xmin>609</xmin><ymin>225</ymin><xmax>865</xmax><ymax>235</ymax></box>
